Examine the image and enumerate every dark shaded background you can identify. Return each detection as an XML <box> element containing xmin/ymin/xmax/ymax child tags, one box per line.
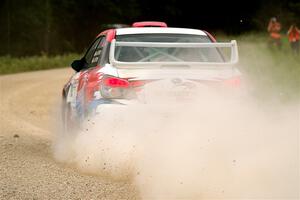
<box><xmin>0</xmin><ymin>0</ymin><xmax>299</xmax><ymax>56</ymax></box>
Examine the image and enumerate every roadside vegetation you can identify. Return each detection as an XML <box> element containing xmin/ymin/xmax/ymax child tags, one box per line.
<box><xmin>0</xmin><ymin>54</ymin><xmax>80</xmax><ymax>75</ymax></box>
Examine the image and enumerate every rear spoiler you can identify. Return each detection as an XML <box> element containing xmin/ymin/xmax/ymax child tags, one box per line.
<box><xmin>109</xmin><ymin>39</ymin><xmax>239</xmax><ymax>69</ymax></box>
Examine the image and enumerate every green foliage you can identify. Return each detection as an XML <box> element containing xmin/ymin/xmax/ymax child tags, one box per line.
<box><xmin>0</xmin><ymin>0</ymin><xmax>141</xmax><ymax>56</ymax></box>
<box><xmin>252</xmin><ymin>0</ymin><xmax>300</xmax><ymax>31</ymax></box>
<box><xmin>0</xmin><ymin>54</ymin><xmax>79</xmax><ymax>74</ymax></box>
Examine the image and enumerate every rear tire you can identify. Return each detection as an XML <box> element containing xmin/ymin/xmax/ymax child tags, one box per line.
<box><xmin>61</xmin><ymin>100</ymin><xmax>78</xmax><ymax>134</ymax></box>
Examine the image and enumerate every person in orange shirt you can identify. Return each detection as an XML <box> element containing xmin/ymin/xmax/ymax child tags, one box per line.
<box><xmin>287</xmin><ymin>24</ymin><xmax>300</xmax><ymax>55</ymax></box>
<box><xmin>267</xmin><ymin>17</ymin><xmax>282</xmax><ymax>49</ymax></box>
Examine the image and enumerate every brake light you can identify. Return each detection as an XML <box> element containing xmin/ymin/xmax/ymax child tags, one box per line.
<box><xmin>100</xmin><ymin>77</ymin><xmax>151</xmax><ymax>99</ymax></box>
<box><xmin>101</xmin><ymin>76</ymin><xmax>130</xmax><ymax>99</ymax></box>
<box><xmin>223</xmin><ymin>76</ymin><xmax>241</xmax><ymax>87</ymax></box>
<box><xmin>103</xmin><ymin>77</ymin><xmax>129</xmax><ymax>88</ymax></box>
<box><xmin>132</xmin><ymin>21</ymin><xmax>168</xmax><ymax>27</ymax></box>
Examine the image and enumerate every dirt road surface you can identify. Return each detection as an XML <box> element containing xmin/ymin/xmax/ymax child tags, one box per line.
<box><xmin>0</xmin><ymin>68</ymin><xmax>138</xmax><ymax>199</ymax></box>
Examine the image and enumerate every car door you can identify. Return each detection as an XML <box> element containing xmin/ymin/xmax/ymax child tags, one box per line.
<box><xmin>63</xmin><ymin>35</ymin><xmax>107</xmax><ymax>127</ymax></box>
<box><xmin>84</xmin><ymin>36</ymin><xmax>107</xmax><ymax>104</ymax></box>
<box><xmin>73</xmin><ymin>36</ymin><xmax>105</xmax><ymax>118</ymax></box>
<box><xmin>77</xmin><ymin>36</ymin><xmax>104</xmax><ymax>91</ymax></box>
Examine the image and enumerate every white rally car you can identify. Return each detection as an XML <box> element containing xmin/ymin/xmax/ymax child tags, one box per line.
<box><xmin>62</xmin><ymin>21</ymin><xmax>241</xmax><ymax>131</ymax></box>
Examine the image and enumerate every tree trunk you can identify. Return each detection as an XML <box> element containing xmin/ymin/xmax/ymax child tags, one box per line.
<box><xmin>6</xmin><ymin>0</ymin><xmax>11</xmax><ymax>55</ymax></box>
<box><xmin>44</xmin><ymin>0</ymin><xmax>51</xmax><ymax>55</ymax></box>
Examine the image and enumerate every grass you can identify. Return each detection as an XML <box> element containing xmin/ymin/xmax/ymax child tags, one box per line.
<box><xmin>0</xmin><ymin>54</ymin><xmax>80</xmax><ymax>75</ymax></box>
<box><xmin>232</xmin><ymin>33</ymin><xmax>300</xmax><ymax>102</ymax></box>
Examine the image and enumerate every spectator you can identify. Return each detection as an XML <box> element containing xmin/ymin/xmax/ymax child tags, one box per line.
<box><xmin>267</xmin><ymin>17</ymin><xmax>282</xmax><ymax>49</ymax></box>
<box><xmin>287</xmin><ymin>24</ymin><xmax>300</xmax><ymax>55</ymax></box>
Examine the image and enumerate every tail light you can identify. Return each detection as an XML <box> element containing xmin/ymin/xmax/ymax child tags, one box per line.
<box><xmin>100</xmin><ymin>76</ymin><xmax>130</xmax><ymax>98</ymax></box>
<box><xmin>223</xmin><ymin>76</ymin><xmax>241</xmax><ymax>87</ymax></box>
<box><xmin>103</xmin><ymin>77</ymin><xmax>130</xmax><ymax>88</ymax></box>
<box><xmin>100</xmin><ymin>76</ymin><xmax>152</xmax><ymax>98</ymax></box>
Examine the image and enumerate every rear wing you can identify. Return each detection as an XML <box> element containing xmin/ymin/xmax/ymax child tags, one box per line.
<box><xmin>109</xmin><ymin>39</ymin><xmax>239</xmax><ymax>69</ymax></box>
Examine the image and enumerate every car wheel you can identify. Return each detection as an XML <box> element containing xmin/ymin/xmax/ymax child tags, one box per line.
<box><xmin>61</xmin><ymin>100</ymin><xmax>78</xmax><ymax>134</ymax></box>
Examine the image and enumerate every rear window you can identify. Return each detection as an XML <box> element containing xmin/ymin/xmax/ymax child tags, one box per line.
<box><xmin>116</xmin><ymin>34</ymin><xmax>211</xmax><ymax>43</ymax></box>
<box><xmin>114</xmin><ymin>34</ymin><xmax>224</xmax><ymax>62</ymax></box>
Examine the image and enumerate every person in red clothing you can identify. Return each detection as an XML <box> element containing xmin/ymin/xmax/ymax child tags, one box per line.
<box><xmin>267</xmin><ymin>17</ymin><xmax>282</xmax><ymax>49</ymax></box>
<box><xmin>287</xmin><ymin>24</ymin><xmax>300</xmax><ymax>55</ymax></box>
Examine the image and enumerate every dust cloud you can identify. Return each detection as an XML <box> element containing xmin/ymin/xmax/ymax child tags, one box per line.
<box><xmin>53</xmin><ymin>79</ymin><xmax>299</xmax><ymax>199</ymax></box>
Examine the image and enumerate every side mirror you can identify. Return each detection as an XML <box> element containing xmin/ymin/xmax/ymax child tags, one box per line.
<box><xmin>71</xmin><ymin>59</ymin><xmax>85</xmax><ymax>72</ymax></box>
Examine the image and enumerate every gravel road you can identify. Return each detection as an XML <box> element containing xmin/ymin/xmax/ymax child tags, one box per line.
<box><xmin>1</xmin><ymin>68</ymin><xmax>299</xmax><ymax>200</ymax></box>
<box><xmin>0</xmin><ymin>68</ymin><xmax>138</xmax><ymax>200</ymax></box>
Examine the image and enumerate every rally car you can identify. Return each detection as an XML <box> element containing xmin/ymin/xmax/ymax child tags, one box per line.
<box><xmin>62</xmin><ymin>21</ymin><xmax>240</xmax><ymax>131</ymax></box>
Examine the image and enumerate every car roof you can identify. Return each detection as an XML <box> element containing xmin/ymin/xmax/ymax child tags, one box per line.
<box><xmin>116</xmin><ymin>27</ymin><xmax>207</xmax><ymax>36</ymax></box>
